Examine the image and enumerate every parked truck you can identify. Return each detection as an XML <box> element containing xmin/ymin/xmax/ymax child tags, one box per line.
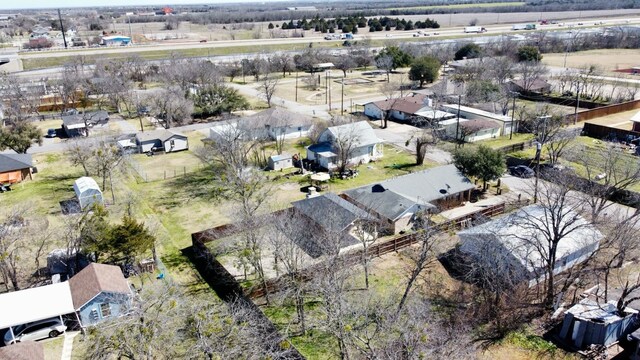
<box><xmin>340</xmin><ymin>33</ymin><xmax>354</xmax><ymax>40</ymax></box>
<box><xmin>464</xmin><ymin>26</ymin><xmax>487</xmax><ymax>33</ymax></box>
<box><xmin>512</xmin><ymin>23</ymin><xmax>536</xmax><ymax>30</ymax></box>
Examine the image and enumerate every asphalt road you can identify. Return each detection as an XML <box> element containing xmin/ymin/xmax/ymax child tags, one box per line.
<box><xmin>15</xmin><ymin>15</ymin><xmax>640</xmax><ymax>61</ymax></box>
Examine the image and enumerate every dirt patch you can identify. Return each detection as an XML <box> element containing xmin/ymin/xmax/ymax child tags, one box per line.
<box><xmin>337</xmin><ymin>78</ymin><xmax>374</xmax><ymax>85</ymax></box>
<box><xmin>543</xmin><ymin>49</ymin><xmax>640</xmax><ymax>72</ymax></box>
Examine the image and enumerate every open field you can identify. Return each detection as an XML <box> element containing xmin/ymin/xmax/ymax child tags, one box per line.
<box><xmin>388</xmin><ymin>2</ymin><xmax>525</xmax><ymax>11</ymax></box>
<box><xmin>543</xmin><ymin>49</ymin><xmax>640</xmax><ymax>72</ymax></box>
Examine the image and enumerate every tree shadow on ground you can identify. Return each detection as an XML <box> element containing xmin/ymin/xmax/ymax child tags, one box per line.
<box><xmin>167</xmin><ymin>167</ymin><xmax>226</xmax><ymax>203</ymax></box>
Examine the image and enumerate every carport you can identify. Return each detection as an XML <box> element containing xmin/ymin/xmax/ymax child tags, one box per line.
<box><xmin>0</xmin><ymin>282</ymin><xmax>78</xmax><ymax>343</ymax></box>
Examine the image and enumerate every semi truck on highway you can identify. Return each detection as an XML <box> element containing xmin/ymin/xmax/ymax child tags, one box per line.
<box><xmin>464</xmin><ymin>26</ymin><xmax>487</xmax><ymax>33</ymax></box>
<box><xmin>325</xmin><ymin>33</ymin><xmax>353</xmax><ymax>40</ymax></box>
<box><xmin>512</xmin><ymin>24</ymin><xmax>536</xmax><ymax>30</ymax></box>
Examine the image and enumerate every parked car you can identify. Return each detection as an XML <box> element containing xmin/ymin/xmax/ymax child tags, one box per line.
<box><xmin>4</xmin><ymin>317</ymin><xmax>66</xmax><ymax>345</ymax></box>
<box><xmin>46</xmin><ymin>128</ymin><xmax>57</xmax><ymax>138</ymax></box>
<box><xmin>509</xmin><ymin>165</ymin><xmax>535</xmax><ymax>178</ymax></box>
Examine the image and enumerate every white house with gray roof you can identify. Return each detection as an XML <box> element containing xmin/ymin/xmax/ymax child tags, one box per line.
<box><xmin>343</xmin><ymin>164</ymin><xmax>474</xmax><ymax>233</ymax></box>
<box><xmin>306</xmin><ymin>121</ymin><xmax>383</xmax><ymax>170</ymax></box>
<box><xmin>135</xmin><ymin>129</ymin><xmax>188</xmax><ymax>153</ymax></box>
<box><xmin>458</xmin><ymin>205</ymin><xmax>602</xmax><ymax>287</ymax></box>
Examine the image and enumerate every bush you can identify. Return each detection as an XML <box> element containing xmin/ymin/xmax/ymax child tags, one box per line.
<box><xmin>454</xmin><ymin>43</ymin><xmax>482</xmax><ymax>60</ymax></box>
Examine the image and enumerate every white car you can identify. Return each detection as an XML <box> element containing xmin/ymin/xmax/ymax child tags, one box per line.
<box><xmin>4</xmin><ymin>318</ymin><xmax>66</xmax><ymax>345</ymax></box>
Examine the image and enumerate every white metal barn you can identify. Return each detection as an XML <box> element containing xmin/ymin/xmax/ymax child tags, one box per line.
<box><xmin>73</xmin><ymin>177</ymin><xmax>103</xmax><ymax>209</ymax></box>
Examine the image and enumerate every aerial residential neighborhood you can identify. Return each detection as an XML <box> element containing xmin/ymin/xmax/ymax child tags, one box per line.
<box><xmin>1</xmin><ymin>0</ymin><xmax>640</xmax><ymax>359</ymax></box>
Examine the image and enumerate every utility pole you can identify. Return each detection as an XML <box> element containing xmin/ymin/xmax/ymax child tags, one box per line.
<box><xmin>128</xmin><ymin>16</ymin><xmax>133</xmax><ymax>44</ymax></box>
<box><xmin>574</xmin><ymin>84</ymin><xmax>580</xmax><ymax>125</ymax></box>
<box><xmin>510</xmin><ymin>91</ymin><xmax>517</xmax><ymax>140</ymax></box>
<box><xmin>58</xmin><ymin>9</ymin><xmax>68</xmax><ymax>49</ymax></box>
<box><xmin>455</xmin><ymin>94</ymin><xmax>461</xmax><ymax>146</ymax></box>
<box><xmin>328</xmin><ymin>72</ymin><xmax>332</xmax><ymax>110</ymax></box>
<box><xmin>341</xmin><ymin>76</ymin><xmax>345</xmax><ymax>113</ymax></box>
<box><xmin>295</xmin><ymin>71</ymin><xmax>298</xmax><ymax>102</ymax></box>
<box><xmin>325</xmin><ymin>71</ymin><xmax>328</xmax><ymax>104</ymax></box>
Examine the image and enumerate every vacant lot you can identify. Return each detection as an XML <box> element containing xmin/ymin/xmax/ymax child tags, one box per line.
<box><xmin>543</xmin><ymin>49</ymin><xmax>640</xmax><ymax>72</ymax></box>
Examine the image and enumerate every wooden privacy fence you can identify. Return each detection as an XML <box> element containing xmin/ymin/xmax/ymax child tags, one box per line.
<box><xmin>495</xmin><ymin>139</ymin><xmax>537</xmax><ymax>154</ymax></box>
<box><xmin>191</xmin><ymin>202</ymin><xmax>506</xmax><ymax>300</ymax></box>
<box><xmin>582</xmin><ymin>122</ymin><xmax>640</xmax><ymax>141</ymax></box>
<box><xmin>564</xmin><ymin>99</ymin><xmax>640</xmax><ymax>124</ymax></box>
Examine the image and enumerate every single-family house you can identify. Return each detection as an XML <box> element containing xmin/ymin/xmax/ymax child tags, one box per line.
<box><xmin>62</xmin><ymin>110</ymin><xmax>109</xmax><ymax>137</ymax></box>
<box><xmin>306</xmin><ymin>121</ymin><xmax>383</xmax><ymax>170</ymax></box>
<box><xmin>442</xmin><ymin>104</ymin><xmax>516</xmax><ymax>136</ymax></box>
<box><xmin>560</xmin><ymin>299</ymin><xmax>639</xmax><ymax>349</ymax></box>
<box><xmin>268</xmin><ymin>154</ymin><xmax>293</xmax><ymax>171</ymax></box>
<box><xmin>0</xmin><ymin>341</ymin><xmax>45</xmax><ymax>360</ymax></box>
<box><xmin>509</xmin><ymin>78</ymin><xmax>552</xmax><ymax>94</ymax></box>
<box><xmin>135</xmin><ymin>129</ymin><xmax>189</xmax><ymax>153</ymax></box>
<box><xmin>0</xmin><ymin>154</ymin><xmax>34</xmax><ymax>184</ymax></box>
<box><xmin>291</xmin><ymin>192</ymin><xmax>374</xmax><ymax>257</ymax></box>
<box><xmin>459</xmin><ymin>205</ymin><xmax>603</xmax><ymax>287</ymax></box>
<box><xmin>245</xmin><ymin>107</ymin><xmax>314</xmax><ymax>140</ymax></box>
<box><xmin>364</xmin><ymin>94</ymin><xmax>427</xmax><ymax>121</ymax></box>
<box><xmin>73</xmin><ymin>177</ymin><xmax>103</xmax><ymax>210</ymax></box>
<box><xmin>343</xmin><ymin>164</ymin><xmax>474</xmax><ymax>233</ymax></box>
<box><xmin>209</xmin><ymin>108</ymin><xmax>314</xmax><ymax>142</ymax></box>
<box><xmin>0</xmin><ymin>263</ymin><xmax>132</xmax><ymax>344</ymax></box>
<box><xmin>459</xmin><ymin>119</ymin><xmax>502</xmax><ymax>142</ymax></box>
<box><xmin>69</xmin><ymin>263</ymin><xmax>133</xmax><ymax>326</ymax></box>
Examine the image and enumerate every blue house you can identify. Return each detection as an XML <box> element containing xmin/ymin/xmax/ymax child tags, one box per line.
<box><xmin>69</xmin><ymin>263</ymin><xmax>133</xmax><ymax>326</ymax></box>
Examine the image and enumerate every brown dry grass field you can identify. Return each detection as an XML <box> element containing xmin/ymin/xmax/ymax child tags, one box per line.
<box><xmin>543</xmin><ymin>49</ymin><xmax>640</xmax><ymax>72</ymax></box>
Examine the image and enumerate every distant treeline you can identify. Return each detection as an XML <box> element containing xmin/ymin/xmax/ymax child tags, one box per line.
<box><xmin>276</xmin><ymin>15</ymin><xmax>439</xmax><ymax>33</ymax></box>
<box><xmin>121</xmin><ymin>0</ymin><xmax>640</xmax><ymax>25</ymax></box>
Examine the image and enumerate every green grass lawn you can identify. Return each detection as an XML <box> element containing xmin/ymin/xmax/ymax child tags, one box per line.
<box><xmin>480</xmin><ymin>133</ymin><xmax>536</xmax><ymax>149</ymax></box>
<box><xmin>42</xmin><ymin>337</ymin><xmax>65</xmax><ymax>360</ymax></box>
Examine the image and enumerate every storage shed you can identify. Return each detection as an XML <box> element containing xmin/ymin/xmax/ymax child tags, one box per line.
<box><xmin>73</xmin><ymin>177</ymin><xmax>103</xmax><ymax>210</ymax></box>
<box><xmin>268</xmin><ymin>154</ymin><xmax>293</xmax><ymax>171</ymax></box>
<box><xmin>560</xmin><ymin>299</ymin><xmax>639</xmax><ymax>349</ymax></box>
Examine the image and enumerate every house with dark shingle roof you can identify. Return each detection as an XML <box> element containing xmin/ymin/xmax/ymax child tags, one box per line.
<box><xmin>0</xmin><ymin>154</ymin><xmax>34</xmax><ymax>184</ymax></box>
<box><xmin>291</xmin><ymin>193</ymin><xmax>374</xmax><ymax>257</ymax></box>
<box><xmin>61</xmin><ymin>110</ymin><xmax>109</xmax><ymax>137</ymax></box>
<box><xmin>135</xmin><ymin>129</ymin><xmax>188</xmax><ymax>153</ymax></box>
<box><xmin>343</xmin><ymin>164</ymin><xmax>474</xmax><ymax>233</ymax></box>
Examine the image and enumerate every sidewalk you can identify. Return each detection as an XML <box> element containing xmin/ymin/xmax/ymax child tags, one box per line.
<box><xmin>61</xmin><ymin>331</ymin><xmax>80</xmax><ymax>360</ymax></box>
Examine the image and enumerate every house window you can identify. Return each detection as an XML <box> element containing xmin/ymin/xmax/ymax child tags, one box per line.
<box><xmin>368</xmin><ymin>146</ymin><xmax>374</xmax><ymax>156</ymax></box>
<box><xmin>298</xmin><ymin>126</ymin><xmax>302</xmax><ymax>131</ymax></box>
<box><xmin>100</xmin><ymin>303</ymin><xmax>111</xmax><ymax>318</ymax></box>
<box><xmin>170</xmin><ymin>140</ymin><xmax>175</xmax><ymax>147</ymax></box>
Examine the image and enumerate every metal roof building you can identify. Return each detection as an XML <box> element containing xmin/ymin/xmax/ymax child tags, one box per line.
<box><xmin>73</xmin><ymin>177</ymin><xmax>103</xmax><ymax>210</ymax></box>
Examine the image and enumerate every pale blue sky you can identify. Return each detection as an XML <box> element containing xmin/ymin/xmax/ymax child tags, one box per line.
<box><xmin>0</xmin><ymin>0</ymin><xmax>283</xmax><ymax>10</ymax></box>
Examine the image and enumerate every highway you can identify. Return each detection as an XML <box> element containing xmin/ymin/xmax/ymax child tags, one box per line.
<box><xmin>14</xmin><ymin>15</ymin><xmax>640</xmax><ymax>61</ymax></box>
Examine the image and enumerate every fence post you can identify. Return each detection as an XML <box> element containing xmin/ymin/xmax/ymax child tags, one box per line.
<box><xmin>164</xmin><ymin>170</ymin><xmax>166</xmax><ymax>180</ymax></box>
<box><xmin>184</xmin><ymin>166</ymin><xmax>186</xmax><ymax>176</ymax></box>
